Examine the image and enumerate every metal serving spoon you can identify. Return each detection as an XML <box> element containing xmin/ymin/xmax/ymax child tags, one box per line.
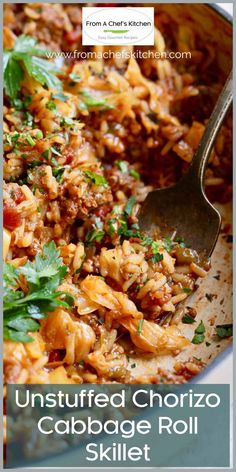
<box><xmin>138</xmin><ymin>71</ymin><xmax>232</xmax><ymax>257</ymax></box>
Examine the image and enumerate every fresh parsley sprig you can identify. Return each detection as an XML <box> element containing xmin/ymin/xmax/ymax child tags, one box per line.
<box><xmin>4</xmin><ymin>241</ymin><xmax>74</xmax><ymax>343</ymax></box>
<box><xmin>4</xmin><ymin>35</ymin><xmax>62</xmax><ymax>100</ymax></box>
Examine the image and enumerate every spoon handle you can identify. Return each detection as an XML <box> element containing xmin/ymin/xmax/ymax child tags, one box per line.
<box><xmin>186</xmin><ymin>70</ymin><xmax>232</xmax><ymax>187</ymax></box>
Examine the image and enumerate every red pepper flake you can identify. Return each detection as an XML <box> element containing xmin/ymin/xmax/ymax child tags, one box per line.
<box><xmin>64</xmin><ymin>149</ymin><xmax>74</xmax><ymax>165</ymax></box>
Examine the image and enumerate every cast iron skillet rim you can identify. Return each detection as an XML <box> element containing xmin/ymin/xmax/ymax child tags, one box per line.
<box><xmin>208</xmin><ymin>2</ymin><xmax>233</xmax><ymax>24</ymax></box>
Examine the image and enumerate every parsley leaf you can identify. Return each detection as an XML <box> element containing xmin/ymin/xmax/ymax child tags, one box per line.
<box><xmin>52</xmin><ymin>167</ymin><xmax>65</xmax><ymax>182</ymax></box>
<box><xmin>215</xmin><ymin>324</ymin><xmax>233</xmax><ymax>338</ymax></box>
<box><xmin>79</xmin><ymin>90</ymin><xmax>114</xmax><ymax>110</ymax></box>
<box><xmin>4</xmin><ymin>56</ymin><xmax>24</xmax><ymax>100</ymax></box>
<box><xmin>192</xmin><ymin>334</ymin><xmax>205</xmax><ymax>344</ymax></box>
<box><xmin>107</xmin><ymin>219</ymin><xmax>117</xmax><ymax>236</ymax></box>
<box><xmin>46</xmin><ymin>100</ymin><xmax>57</xmax><ymax>111</ymax></box>
<box><xmin>151</xmin><ymin>252</ymin><xmax>163</xmax><ymax>263</ymax></box>
<box><xmin>116</xmin><ymin>160</ymin><xmax>129</xmax><ymax>173</ymax></box>
<box><xmin>85</xmin><ymin>229</ymin><xmax>105</xmax><ymax>245</ymax></box>
<box><xmin>4</xmin><ymin>35</ymin><xmax>61</xmax><ymax>100</ymax></box>
<box><xmin>69</xmin><ymin>72</ymin><xmax>81</xmax><ymax>83</ymax></box>
<box><xmin>3</xmin><ymin>242</ymin><xmax>73</xmax><ymax>343</ymax></box>
<box><xmin>163</xmin><ymin>237</ymin><xmax>173</xmax><ymax>252</ymax></box>
<box><xmin>195</xmin><ymin>320</ymin><xmax>206</xmax><ymax>334</ymax></box>
<box><xmin>52</xmin><ymin>92</ymin><xmax>68</xmax><ymax>102</ymax></box>
<box><xmin>130</xmin><ymin>169</ymin><xmax>140</xmax><ymax>180</ymax></box>
<box><xmin>137</xmin><ymin>319</ymin><xmax>144</xmax><ymax>335</ymax></box>
<box><xmin>60</xmin><ymin>117</ymin><xmax>75</xmax><ymax>127</ymax></box>
<box><xmin>124</xmin><ymin>196</ymin><xmax>136</xmax><ymax>216</ymax></box>
<box><xmin>191</xmin><ymin>320</ymin><xmax>206</xmax><ymax>344</ymax></box>
<box><xmin>84</xmin><ymin>170</ymin><xmax>108</xmax><ymax>187</ymax></box>
<box><xmin>182</xmin><ymin>313</ymin><xmax>196</xmax><ymax>324</ymax></box>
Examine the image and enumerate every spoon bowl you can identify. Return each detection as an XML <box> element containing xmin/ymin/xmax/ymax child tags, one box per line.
<box><xmin>139</xmin><ymin>71</ymin><xmax>232</xmax><ymax>257</ymax></box>
<box><xmin>138</xmin><ymin>174</ymin><xmax>221</xmax><ymax>257</ymax></box>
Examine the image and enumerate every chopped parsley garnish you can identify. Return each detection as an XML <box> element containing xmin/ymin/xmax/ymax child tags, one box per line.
<box><xmin>124</xmin><ymin>196</ymin><xmax>136</xmax><ymax>216</ymax></box>
<box><xmin>26</xmin><ymin>135</ymin><xmax>35</xmax><ymax>146</ymax></box>
<box><xmin>84</xmin><ymin>170</ymin><xmax>108</xmax><ymax>187</ymax></box>
<box><xmin>85</xmin><ymin>228</ymin><xmax>105</xmax><ymax>245</ymax></box>
<box><xmin>42</xmin><ymin>149</ymin><xmax>50</xmax><ymax>160</ymax></box>
<box><xmin>130</xmin><ymin>169</ymin><xmax>140</xmax><ymax>180</ymax></box>
<box><xmin>151</xmin><ymin>252</ymin><xmax>164</xmax><ymax>264</ymax></box>
<box><xmin>24</xmin><ymin>111</ymin><xmax>34</xmax><ymax>127</ymax></box>
<box><xmin>195</xmin><ymin>320</ymin><xmax>206</xmax><ymax>334</ymax></box>
<box><xmin>116</xmin><ymin>160</ymin><xmax>129</xmax><ymax>173</ymax></box>
<box><xmin>192</xmin><ymin>334</ymin><xmax>205</xmax><ymax>344</ymax></box>
<box><xmin>60</xmin><ymin>117</ymin><xmax>75</xmax><ymax>127</ymax></box>
<box><xmin>163</xmin><ymin>237</ymin><xmax>173</xmax><ymax>252</ymax></box>
<box><xmin>191</xmin><ymin>320</ymin><xmax>206</xmax><ymax>344</ymax></box>
<box><xmin>117</xmin><ymin>221</ymin><xmax>141</xmax><ymax>239</ymax></box>
<box><xmin>141</xmin><ymin>236</ymin><xmax>153</xmax><ymax>246</ymax></box>
<box><xmin>137</xmin><ymin>319</ymin><xmax>144</xmax><ymax>335</ymax></box>
<box><xmin>3</xmin><ymin>242</ymin><xmax>73</xmax><ymax>343</ymax></box>
<box><xmin>107</xmin><ymin>219</ymin><xmax>117</xmax><ymax>236</ymax></box>
<box><xmin>52</xmin><ymin>167</ymin><xmax>65</xmax><ymax>183</ymax></box>
<box><xmin>52</xmin><ymin>92</ymin><xmax>68</xmax><ymax>102</ymax></box>
<box><xmin>149</xmin><ymin>240</ymin><xmax>163</xmax><ymax>264</ymax></box>
<box><xmin>130</xmin><ymin>363</ymin><xmax>136</xmax><ymax>369</ymax></box>
<box><xmin>11</xmin><ymin>95</ymin><xmax>32</xmax><ymax>112</ymax></box>
<box><xmin>4</xmin><ymin>35</ymin><xmax>61</xmax><ymax>100</ymax></box>
<box><xmin>115</xmin><ymin>161</ymin><xmax>140</xmax><ymax>180</ymax></box>
<box><xmin>183</xmin><ymin>287</ymin><xmax>192</xmax><ymax>293</ymax></box>
<box><xmin>79</xmin><ymin>90</ymin><xmax>114</xmax><ymax>110</ymax></box>
<box><xmin>46</xmin><ymin>100</ymin><xmax>57</xmax><ymax>111</ymax></box>
<box><xmin>176</xmin><ymin>237</ymin><xmax>186</xmax><ymax>248</ymax></box>
<box><xmin>50</xmin><ymin>146</ymin><xmax>62</xmax><ymax>157</ymax></box>
<box><xmin>182</xmin><ymin>313</ymin><xmax>196</xmax><ymax>324</ymax></box>
<box><xmin>85</xmin><ymin>218</ymin><xmax>104</xmax><ymax>245</ymax></box>
<box><xmin>35</xmin><ymin>130</ymin><xmax>43</xmax><ymax>139</ymax></box>
<box><xmin>215</xmin><ymin>324</ymin><xmax>233</xmax><ymax>338</ymax></box>
<box><xmin>69</xmin><ymin>72</ymin><xmax>81</xmax><ymax>83</ymax></box>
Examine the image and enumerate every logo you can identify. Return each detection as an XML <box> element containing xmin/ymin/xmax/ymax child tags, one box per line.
<box><xmin>82</xmin><ymin>7</ymin><xmax>154</xmax><ymax>46</ymax></box>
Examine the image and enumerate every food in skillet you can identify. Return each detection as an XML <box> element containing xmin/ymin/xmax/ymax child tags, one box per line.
<box><xmin>3</xmin><ymin>3</ymin><xmax>232</xmax><ymax>385</ymax></box>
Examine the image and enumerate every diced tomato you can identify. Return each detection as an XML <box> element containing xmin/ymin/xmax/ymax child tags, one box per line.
<box><xmin>64</xmin><ymin>149</ymin><xmax>74</xmax><ymax>165</ymax></box>
<box><xmin>48</xmin><ymin>350</ymin><xmax>65</xmax><ymax>362</ymax></box>
<box><xmin>154</xmin><ymin>293</ymin><xmax>172</xmax><ymax>306</ymax></box>
<box><xmin>95</xmin><ymin>204</ymin><xmax>111</xmax><ymax>219</ymax></box>
<box><xmin>3</xmin><ymin>205</ymin><xmax>21</xmax><ymax>230</ymax></box>
<box><xmin>13</xmin><ymin>188</ymin><xmax>24</xmax><ymax>204</ymax></box>
<box><xmin>66</xmin><ymin>29</ymin><xmax>81</xmax><ymax>44</ymax></box>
